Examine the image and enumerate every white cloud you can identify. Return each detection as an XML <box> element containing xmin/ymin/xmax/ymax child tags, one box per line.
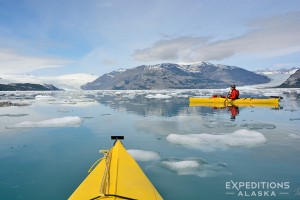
<box><xmin>0</xmin><ymin>49</ymin><xmax>72</xmax><ymax>73</ymax></box>
<box><xmin>133</xmin><ymin>36</ymin><xmax>209</xmax><ymax>62</ymax></box>
<box><xmin>133</xmin><ymin>12</ymin><xmax>300</xmax><ymax>63</ymax></box>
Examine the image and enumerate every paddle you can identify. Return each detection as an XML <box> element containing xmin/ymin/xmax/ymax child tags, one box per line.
<box><xmin>224</xmin><ymin>89</ymin><xmax>231</xmax><ymax>106</ymax></box>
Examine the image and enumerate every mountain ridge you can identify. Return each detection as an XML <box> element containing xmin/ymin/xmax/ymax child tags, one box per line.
<box><xmin>0</xmin><ymin>73</ymin><xmax>98</xmax><ymax>91</ymax></box>
<box><xmin>82</xmin><ymin>62</ymin><xmax>270</xmax><ymax>90</ymax></box>
<box><xmin>0</xmin><ymin>83</ymin><xmax>60</xmax><ymax>91</ymax></box>
<box><xmin>277</xmin><ymin>69</ymin><xmax>300</xmax><ymax>88</ymax></box>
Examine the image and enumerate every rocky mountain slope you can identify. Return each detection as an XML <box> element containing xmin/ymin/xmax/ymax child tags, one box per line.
<box><xmin>82</xmin><ymin>62</ymin><xmax>270</xmax><ymax>90</ymax></box>
<box><xmin>277</xmin><ymin>69</ymin><xmax>300</xmax><ymax>88</ymax></box>
<box><xmin>0</xmin><ymin>83</ymin><xmax>60</xmax><ymax>91</ymax></box>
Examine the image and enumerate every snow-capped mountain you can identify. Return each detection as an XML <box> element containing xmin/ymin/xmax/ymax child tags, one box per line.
<box><xmin>82</xmin><ymin>62</ymin><xmax>270</xmax><ymax>90</ymax></box>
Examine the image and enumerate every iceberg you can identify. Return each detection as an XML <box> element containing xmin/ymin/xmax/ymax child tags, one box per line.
<box><xmin>145</xmin><ymin>94</ymin><xmax>172</xmax><ymax>99</ymax></box>
<box><xmin>0</xmin><ymin>113</ymin><xmax>29</xmax><ymax>117</ymax></box>
<box><xmin>158</xmin><ymin>158</ymin><xmax>230</xmax><ymax>177</ymax></box>
<box><xmin>35</xmin><ymin>95</ymin><xmax>56</xmax><ymax>101</ymax></box>
<box><xmin>6</xmin><ymin>116</ymin><xmax>82</xmax><ymax>129</ymax></box>
<box><xmin>166</xmin><ymin>129</ymin><xmax>267</xmax><ymax>151</ymax></box>
<box><xmin>287</xmin><ymin>134</ymin><xmax>300</xmax><ymax>139</ymax></box>
<box><xmin>127</xmin><ymin>149</ymin><xmax>161</xmax><ymax>161</ymax></box>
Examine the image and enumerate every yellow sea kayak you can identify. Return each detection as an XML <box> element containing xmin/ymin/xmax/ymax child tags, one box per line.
<box><xmin>68</xmin><ymin>137</ymin><xmax>163</xmax><ymax>200</ymax></box>
<box><xmin>189</xmin><ymin>97</ymin><xmax>280</xmax><ymax>108</ymax></box>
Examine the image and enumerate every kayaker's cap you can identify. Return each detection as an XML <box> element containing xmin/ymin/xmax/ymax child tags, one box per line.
<box><xmin>231</xmin><ymin>85</ymin><xmax>236</xmax><ymax>88</ymax></box>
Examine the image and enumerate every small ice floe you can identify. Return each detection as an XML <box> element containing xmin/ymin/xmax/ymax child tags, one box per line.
<box><xmin>158</xmin><ymin>158</ymin><xmax>230</xmax><ymax>177</ymax></box>
<box><xmin>203</xmin><ymin>120</ymin><xmax>219</xmax><ymax>128</ymax></box>
<box><xmin>6</xmin><ymin>116</ymin><xmax>83</xmax><ymax>129</ymax></box>
<box><xmin>57</xmin><ymin>108</ymin><xmax>72</xmax><ymax>113</ymax></box>
<box><xmin>0</xmin><ymin>101</ymin><xmax>30</xmax><ymax>107</ymax></box>
<box><xmin>0</xmin><ymin>113</ymin><xmax>29</xmax><ymax>117</ymax></box>
<box><xmin>294</xmin><ymin>187</ymin><xmax>300</xmax><ymax>195</ymax></box>
<box><xmin>145</xmin><ymin>94</ymin><xmax>172</xmax><ymax>99</ymax></box>
<box><xmin>287</xmin><ymin>134</ymin><xmax>300</xmax><ymax>139</ymax></box>
<box><xmin>263</xmin><ymin>92</ymin><xmax>282</xmax><ymax>97</ymax></box>
<box><xmin>290</xmin><ymin>118</ymin><xmax>300</xmax><ymax>121</ymax></box>
<box><xmin>122</xmin><ymin>93</ymin><xmax>136</xmax><ymax>99</ymax></box>
<box><xmin>35</xmin><ymin>95</ymin><xmax>55</xmax><ymax>101</ymax></box>
<box><xmin>82</xmin><ymin>116</ymin><xmax>94</xmax><ymax>119</ymax></box>
<box><xmin>127</xmin><ymin>149</ymin><xmax>161</xmax><ymax>161</ymax></box>
<box><xmin>101</xmin><ymin>113</ymin><xmax>111</xmax><ymax>116</ymax></box>
<box><xmin>203</xmin><ymin>120</ymin><xmax>236</xmax><ymax>128</ymax></box>
<box><xmin>240</xmin><ymin>122</ymin><xmax>276</xmax><ymax>130</ymax></box>
<box><xmin>166</xmin><ymin>129</ymin><xmax>267</xmax><ymax>151</ymax></box>
<box><xmin>15</xmin><ymin>170</ymin><xmax>29</xmax><ymax>175</ymax></box>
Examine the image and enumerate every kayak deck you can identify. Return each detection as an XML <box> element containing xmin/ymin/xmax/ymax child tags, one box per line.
<box><xmin>68</xmin><ymin>140</ymin><xmax>163</xmax><ymax>200</ymax></box>
<box><xmin>189</xmin><ymin>97</ymin><xmax>280</xmax><ymax>107</ymax></box>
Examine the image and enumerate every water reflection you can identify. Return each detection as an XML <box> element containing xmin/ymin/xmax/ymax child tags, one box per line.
<box><xmin>92</xmin><ymin>92</ymin><xmax>287</xmax><ymax>120</ymax></box>
<box><xmin>210</xmin><ymin>105</ymin><xmax>240</xmax><ymax>121</ymax></box>
<box><xmin>0</xmin><ymin>89</ymin><xmax>300</xmax><ymax>200</ymax></box>
<box><xmin>93</xmin><ymin>93</ymin><xmax>189</xmax><ymax>117</ymax></box>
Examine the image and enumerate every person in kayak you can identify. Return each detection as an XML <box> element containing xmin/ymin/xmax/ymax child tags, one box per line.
<box><xmin>227</xmin><ymin>85</ymin><xmax>239</xmax><ymax>99</ymax></box>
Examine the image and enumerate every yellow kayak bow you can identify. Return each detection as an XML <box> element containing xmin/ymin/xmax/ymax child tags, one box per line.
<box><xmin>68</xmin><ymin>137</ymin><xmax>163</xmax><ymax>200</ymax></box>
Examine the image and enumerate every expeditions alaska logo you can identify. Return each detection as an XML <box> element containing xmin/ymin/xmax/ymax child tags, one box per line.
<box><xmin>225</xmin><ymin>180</ymin><xmax>290</xmax><ymax>197</ymax></box>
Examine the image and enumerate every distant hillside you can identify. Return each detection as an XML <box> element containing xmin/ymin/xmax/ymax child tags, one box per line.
<box><xmin>0</xmin><ymin>73</ymin><xmax>98</xmax><ymax>90</ymax></box>
<box><xmin>0</xmin><ymin>83</ymin><xmax>60</xmax><ymax>91</ymax></box>
<box><xmin>277</xmin><ymin>69</ymin><xmax>300</xmax><ymax>88</ymax></box>
<box><xmin>82</xmin><ymin>62</ymin><xmax>270</xmax><ymax>90</ymax></box>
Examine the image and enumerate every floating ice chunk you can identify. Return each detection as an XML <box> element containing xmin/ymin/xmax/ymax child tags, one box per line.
<box><xmin>203</xmin><ymin>121</ymin><xmax>219</xmax><ymax>128</ymax></box>
<box><xmin>35</xmin><ymin>95</ymin><xmax>55</xmax><ymax>101</ymax></box>
<box><xmin>203</xmin><ymin>120</ymin><xmax>236</xmax><ymax>128</ymax></box>
<box><xmin>127</xmin><ymin>149</ymin><xmax>161</xmax><ymax>161</ymax></box>
<box><xmin>240</xmin><ymin>122</ymin><xmax>276</xmax><ymax>130</ymax></box>
<box><xmin>0</xmin><ymin>114</ymin><xmax>28</xmax><ymax>117</ymax></box>
<box><xmin>57</xmin><ymin>108</ymin><xmax>73</xmax><ymax>113</ymax></box>
<box><xmin>217</xmin><ymin>162</ymin><xmax>228</xmax><ymax>168</ymax></box>
<box><xmin>145</xmin><ymin>94</ymin><xmax>172</xmax><ymax>99</ymax></box>
<box><xmin>287</xmin><ymin>134</ymin><xmax>300</xmax><ymax>139</ymax></box>
<box><xmin>294</xmin><ymin>187</ymin><xmax>300</xmax><ymax>195</ymax></box>
<box><xmin>263</xmin><ymin>92</ymin><xmax>282</xmax><ymax>97</ymax></box>
<box><xmin>6</xmin><ymin>116</ymin><xmax>82</xmax><ymax>129</ymax></box>
<box><xmin>290</xmin><ymin>118</ymin><xmax>300</xmax><ymax>121</ymax></box>
<box><xmin>166</xmin><ymin>129</ymin><xmax>267</xmax><ymax>151</ymax></box>
<box><xmin>158</xmin><ymin>158</ymin><xmax>229</xmax><ymax>177</ymax></box>
<box><xmin>161</xmin><ymin>160</ymin><xmax>200</xmax><ymax>175</ymax></box>
<box><xmin>0</xmin><ymin>101</ymin><xmax>31</xmax><ymax>107</ymax></box>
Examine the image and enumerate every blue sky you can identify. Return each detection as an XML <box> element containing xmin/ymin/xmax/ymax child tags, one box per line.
<box><xmin>0</xmin><ymin>0</ymin><xmax>300</xmax><ymax>75</ymax></box>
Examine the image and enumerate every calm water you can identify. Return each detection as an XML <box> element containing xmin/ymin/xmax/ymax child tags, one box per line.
<box><xmin>0</xmin><ymin>88</ymin><xmax>300</xmax><ymax>200</ymax></box>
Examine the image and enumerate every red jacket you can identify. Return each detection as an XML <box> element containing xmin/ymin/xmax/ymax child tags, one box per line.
<box><xmin>229</xmin><ymin>89</ymin><xmax>239</xmax><ymax>99</ymax></box>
